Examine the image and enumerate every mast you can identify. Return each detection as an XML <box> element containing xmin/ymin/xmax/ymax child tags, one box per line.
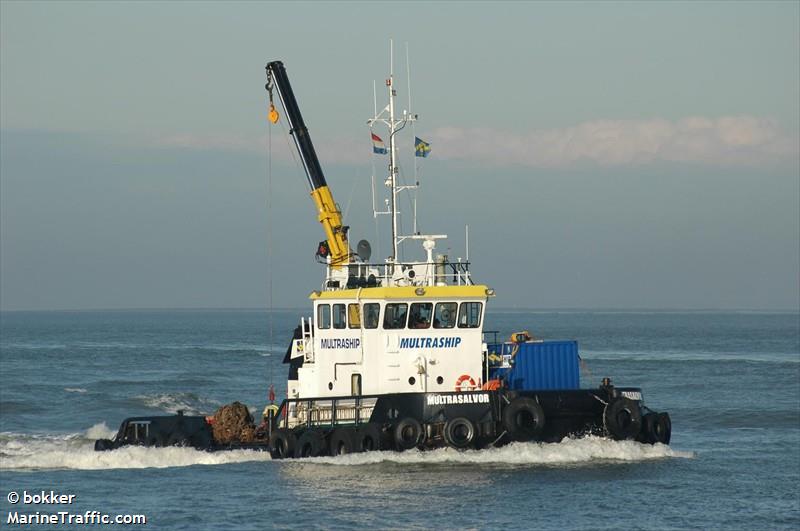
<box><xmin>369</xmin><ymin>40</ymin><xmax>416</xmax><ymax>263</ymax></box>
<box><xmin>388</xmin><ymin>40</ymin><xmax>399</xmax><ymax>261</ymax></box>
<box><xmin>369</xmin><ymin>40</ymin><xmax>458</xmax><ymax>282</ymax></box>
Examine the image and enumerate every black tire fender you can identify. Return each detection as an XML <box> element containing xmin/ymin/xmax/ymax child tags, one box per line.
<box><xmin>356</xmin><ymin>423</ymin><xmax>383</xmax><ymax>452</ymax></box>
<box><xmin>443</xmin><ymin>417</ymin><xmax>476</xmax><ymax>449</ymax></box>
<box><xmin>295</xmin><ymin>429</ymin><xmax>327</xmax><ymax>458</ymax></box>
<box><xmin>640</xmin><ymin>412</ymin><xmax>658</xmax><ymax>444</ymax></box>
<box><xmin>329</xmin><ymin>428</ymin><xmax>356</xmax><ymax>456</ymax></box>
<box><xmin>94</xmin><ymin>439</ymin><xmax>114</xmax><ymax>451</ymax></box>
<box><xmin>502</xmin><ymin>397</ymin><xmax>546</xmax><ymax>441</ymax></box>
<box><xmin>393</xmin><ymin>417</ymin><xmax>424</xmax><ymax>451</ymax></box>
<box><xmin>653</xmin><ymin>412</ymin><xmax>671</xmax><ymax>445</ymax></box>
<box><xmin>269</xmin><ymin>429</ymin><xmax>297</xmax><ymax>459</ymax></box>
<box><xmin>604</xmin><ymin>397</ymin><xmax>643</xmax><ymax>440</ymax></box>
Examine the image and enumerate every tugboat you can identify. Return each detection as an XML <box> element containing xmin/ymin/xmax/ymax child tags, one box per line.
<box><xmin>95</xmin><ymin>55</ymin><xmax>672</xmax><ymax>457</ymax></box>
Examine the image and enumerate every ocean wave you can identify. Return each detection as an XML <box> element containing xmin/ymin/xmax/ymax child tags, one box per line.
<box><xmin>134</xmin><ymin>392</ymin><xmax>221</xmax><ymax>415</ymax></box>
<box><xmin>64</xmin><ymin>387</ymin><xmax>88</xmax><ymax>394</ymax></box>
<box><xmin>309</xmin><ymin>437</ymin><xmax>694</xmax><ymax>466</ymax></box>
<box><xmin>0</xmin><ymin>400</ymin><xmax>43</xmax><ymax>414</ymax></box>
<box><xmin>3</xmin><ymin>341</ymin><xmax>278</xmax><ymax>356</ymax></box>
<box><xmin>581</xmin><ymin>350</ymin><xmax>799</xmax><ymax>364</ymax></box>
<box><xmin>85</xmin><ymin>422</ymin><xmax>117</xmax><ymax>440</ymax></box>
<box><xmin>0</xmin><ymin>425</ymin><xmax>271</xmax><ymax>471</ymax></box>
<box><xmin>686</xmin><ymin>409</ymin><xmax>800</xmax><ymax>430</ymax></box>
<box><xmin>1</xmin><ymin>342</ymin><xmax>67</xmax><ymax>350</ymax></box>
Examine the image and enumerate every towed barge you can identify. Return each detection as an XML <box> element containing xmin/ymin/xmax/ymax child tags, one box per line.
<box><xmin>96</xmin><ymin>55</ymin><xmax>671</xmax><ymax>458</ymax></box>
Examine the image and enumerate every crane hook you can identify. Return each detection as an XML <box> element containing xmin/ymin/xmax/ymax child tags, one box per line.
<box><xmin>269</xmin><ymin>102</ymin><xmax>279</xmax><ymax>124</ymax></box>
<box><xmin>265</xmin><ymin>73</ymin><xmax>279</xmax><ymax>124</ymax></box>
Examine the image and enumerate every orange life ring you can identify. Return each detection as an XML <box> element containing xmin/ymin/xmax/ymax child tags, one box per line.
<box><xmin>454</xmin><ymin>374</ymin><xmax>477</xmax><ymax>392</ymax></box>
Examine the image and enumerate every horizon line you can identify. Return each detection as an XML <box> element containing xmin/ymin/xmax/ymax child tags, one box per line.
<box><xmin>1</xmin><ymin>306</ymin><xmax>798</xmax><ymax>314</ymax></box>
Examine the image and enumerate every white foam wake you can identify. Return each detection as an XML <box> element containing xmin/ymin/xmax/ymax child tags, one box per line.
<box><xmin>311</xmin><ymin>436</ymin><xmax>694</xmax><ymax>466</ymax></box>
<box><xmin>0</xmin><ymin>424</ymin><xmax>271</xmax><ymax>471</ymax></box>
<box><xmin>84</xmin><ymin>422</ymin><xmax>117</xmax><ymax>440</ymax></box>
<box><xmin>1</xmin><ymin>428</ymin><xmax>693</xmax><ymax>471</ymax></box>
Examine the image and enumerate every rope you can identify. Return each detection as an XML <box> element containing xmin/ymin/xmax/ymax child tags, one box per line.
<box><xmin>278</xmin><ymin>116</ymin><xmax>312</xmax><ymax>195</ymax></box>
<box><xmin>267</xmin><ymin>112</ymin><xmax>274</xmax><ymax>399</ymax></box>
<box><xmin>579</xmin><ymin>356</ymin><xmax>595</xmax><ymax>387</ymax></box>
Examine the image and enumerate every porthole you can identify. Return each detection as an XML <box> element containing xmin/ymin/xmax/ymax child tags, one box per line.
<box><xmin>408</xmin><ymin>376</ymin><xmax>416</xmax><ymax>385</ymax></box>
<box><xmin>436</xmin><ymin>376</ymin><xmax>444</xmax><ymax>385</ymax></box>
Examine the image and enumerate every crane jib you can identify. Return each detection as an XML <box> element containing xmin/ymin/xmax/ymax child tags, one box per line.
<box><xmin>266</xmin><ymin>60</ymin><xmax>350</xmax><ymax>267</ymax></box>
<box><xmin>266</xmin><ymin>61</ymin><xmax>327</xmax><ymax>192</ymax></box>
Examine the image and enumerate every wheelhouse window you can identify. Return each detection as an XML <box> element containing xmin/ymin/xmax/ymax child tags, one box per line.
<box><xmin>409</xmin><ymin>303</ymin><xmax>433</xmax><ymax>329</ymax></box>
<box><xmin>363</xmin><ymin>303</ymin><xmax>380</xmax><ymax>329</ymax></box>
<box><xmin>348</xmin><ymin>304</ymin><xmax>361</xmax><ymax>329</ymax></box>
<box><xmin>332</xmin><ymin>304</ymin><xmax>347</xmax><ymax>329</ymax></box>
<box><xmin>458</xmin><ymin>302</ymin><xmax>483</xmax><ymax>328</ymax></box>
<box><xmin>383</xmin><ymin>303</ymin><xmax>408</xmax><ymax>329</ymax></box>
<box><xmin>434</xmin><ymin>302</ymin><xmax>457</xmax><ymax>329</ymax></box>
<box><xmin>317</xmin><ymin>304</ymin><xmax>331</xmax><ymax>329</ymax></box>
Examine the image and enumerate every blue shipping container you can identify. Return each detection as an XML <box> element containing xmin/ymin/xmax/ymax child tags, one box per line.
<box><xmin>488</xmin><ymin>340</ymin><xmax>580</xmax><ymax>390</ymax></box>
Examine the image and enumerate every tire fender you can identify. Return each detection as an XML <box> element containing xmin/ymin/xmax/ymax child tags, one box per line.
<box><xmin>329</xmin><ymin>428</ymin><xmax>356</xmax><ymax>456</ymax></box>
<box><xmin>653</xmin><ymin>412</ymin><xmax>671</xmax><ymax>445</ymax></box>
<box><xmin>444</xmin><ymin>417</ymin><xmax>476</xmax><ymax>449</ymax></box>
<box><xmin>269</xmin><ymin>429</ymin><xmax>297</xmax><ymax>459</ymax></box>
<box><xmin>640</xmin><ymin>412</ymin><xmax>658</xmax><ymax>444</ymax></box>
<box><xmin>295</xmin><ymin>429</ymin><xmax>327</xmax><ymax>458</ymax></box>
<box><xmin>94</xmin><ymin>439</ymin><xmax>115</xmax><ymax>451</ymax></box>
<box><xmin>356</xmin><ymin>423</ymin><xmax>383</xmax><ymax>452</ymax></box>
<box><xmin>502</xmin><ymin>397</ymin><xmax>546</xmax><ymax>441</ymax></box>
<box><xmin>604</xmin><ymin>397</ymin><xmax>643</xmax><ymax>440</ymax></box>
<box><xmin>394</xmin><ymin>418</ymin><xmax>424</xmax><ymax>451</ymax></box>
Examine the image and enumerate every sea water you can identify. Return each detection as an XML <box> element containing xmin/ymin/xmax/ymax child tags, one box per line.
<box><xmin>1</xmin><ymin>310</ymin><xmax>798</xmax><ymax>529</ymax></box>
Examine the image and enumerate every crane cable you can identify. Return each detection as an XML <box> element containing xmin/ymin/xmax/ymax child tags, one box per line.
<box><xmin>266</xmin><ymin>93</ymin><xmax>275</xmax><ymax>405</ymax></box>
<box><xmin>265</xmin><ymin>72</ymin><xmax>307</xmax><ymax>408</ymax></box>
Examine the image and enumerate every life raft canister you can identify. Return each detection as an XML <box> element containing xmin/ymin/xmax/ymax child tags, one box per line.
<box><xmin>454</xmin><ymin>374</ymin><xmax>477</xmax><ymax>392</ymax></box>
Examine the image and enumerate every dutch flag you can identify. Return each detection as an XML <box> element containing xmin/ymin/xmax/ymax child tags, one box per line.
<box><xmin>371</xmin><ymin>133</ymin><xmax>387</xmax><ymax>155</ymax></box>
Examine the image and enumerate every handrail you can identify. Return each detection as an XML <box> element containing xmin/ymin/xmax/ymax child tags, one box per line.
<box><xmin>324</xmin><ymin>259</ymin><xmax>473</xmax><ymax>290</ymax></box>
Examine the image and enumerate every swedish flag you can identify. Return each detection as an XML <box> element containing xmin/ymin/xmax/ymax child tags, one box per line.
<box><xmin>415</xmin><ymin>137</ymin><xmax>431</xmax><ymax>158</ymax></box>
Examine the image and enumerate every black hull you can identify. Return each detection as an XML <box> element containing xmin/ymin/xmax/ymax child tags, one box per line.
<box><xmin>95</xmin><ymin>384</ymin><xmax>671</xmax><ymax>457</ymax></box>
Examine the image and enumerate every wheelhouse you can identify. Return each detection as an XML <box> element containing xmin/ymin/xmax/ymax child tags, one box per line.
<box><xmin>286</xmin><ymin>286</ymin><xmax>490</xmax><ymax>407</ymax></box>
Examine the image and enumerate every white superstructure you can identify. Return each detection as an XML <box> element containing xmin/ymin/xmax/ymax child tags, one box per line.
<box><xmin>277</xmin><ymin>44</ymin><xmax>495</xmax><ymax>425</ymax></box>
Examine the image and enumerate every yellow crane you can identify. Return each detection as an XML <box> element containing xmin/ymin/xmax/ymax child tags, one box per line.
<box><xmin>266</xmin><ymin>61</ymin><xmax>351</xmax><ymax>268</ymax></box>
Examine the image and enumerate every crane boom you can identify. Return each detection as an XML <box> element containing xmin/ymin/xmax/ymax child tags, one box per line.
<box><xmin>266</xmin><ymin>61</ymin><xmax>350</xmax><ymax>267</ymax></box>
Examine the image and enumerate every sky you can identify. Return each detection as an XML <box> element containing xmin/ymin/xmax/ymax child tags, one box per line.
<box><xmin>1</xmin><ymin>1</ymin><xmax>798</xmax><ymax>311</ymax></box>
